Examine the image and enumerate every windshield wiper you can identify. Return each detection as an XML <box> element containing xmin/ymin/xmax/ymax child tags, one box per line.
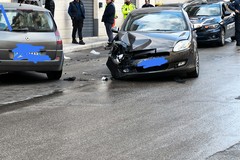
<box><xmin>12</xmin><ymin>28</ymin><xmax>29</xmax><ymax>32</ymax></box>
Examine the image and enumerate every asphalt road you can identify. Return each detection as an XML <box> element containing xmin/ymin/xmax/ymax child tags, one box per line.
<box><xmin>0</xmin><ymin>40</ymin><xmax>240</xmax><ymax>160</ymax></box>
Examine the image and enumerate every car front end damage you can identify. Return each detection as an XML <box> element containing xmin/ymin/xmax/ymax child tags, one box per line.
<box><xmin>107</xmin><ymin>32</ymin><xmax>197</xmax><ymax>79</ymax></box>
<box><xmin>195</xmin><ymin>23</ymin><xmax>222</xmax><ymax>42</ymax></box>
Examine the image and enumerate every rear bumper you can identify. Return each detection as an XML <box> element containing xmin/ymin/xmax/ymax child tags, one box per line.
<box><xmin>0</xmin><ymin>60</ymin><xmax>63</xmax><ymax>72</ymax></box>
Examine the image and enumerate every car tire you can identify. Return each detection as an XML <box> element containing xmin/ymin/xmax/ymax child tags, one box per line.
<box><xmin>187</xmin><ymin>52</ymin><xmax>199</xmax><ymax>78</ymax></box>
<box><xmin>218</xmin><ymin>29</ymin><xmax>225</xmax><ymax>46</ymax></box>
<box><xmin>47</xmin><ymin>70</ymin><xmax>62</xmax><ymax>80</ymax></box>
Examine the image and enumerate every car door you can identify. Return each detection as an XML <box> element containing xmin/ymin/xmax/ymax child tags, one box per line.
<box><xmin>222</xmin><ymin>3</ymin><xmax>235</xmax><ymax>38</ymax></box>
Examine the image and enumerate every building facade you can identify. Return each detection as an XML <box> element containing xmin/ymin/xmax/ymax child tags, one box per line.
<box><xmin>0</xmin><ymin>0</ymin><xmax>185</xmax><ymax>42</ymax></box>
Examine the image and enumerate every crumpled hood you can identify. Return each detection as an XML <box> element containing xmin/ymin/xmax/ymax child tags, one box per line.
<box><xmin>190</xmin><ymin>16</ymin><xmax>221</xmax><ymax>25</ymax></box>
<box><xmin>117</xmin><ymin>31</ymin><xmax>190</xmax><ymax>52</ymax></box>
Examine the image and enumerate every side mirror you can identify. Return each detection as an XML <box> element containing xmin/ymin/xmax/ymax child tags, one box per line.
<box><xmin>224</xmin><ymin>11</ymin><xmax>231</xmax><ymax>17</ymax></box>
<box><xmin>111</xmin><ymin>26</ymin><xmax>119</xmax><ymax>33</ymax></box>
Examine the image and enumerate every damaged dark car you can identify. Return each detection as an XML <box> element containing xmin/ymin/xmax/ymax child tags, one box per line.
<box><xmin>107</xmin><ymin>7</ymin><xmax>199</xmax><ymax>79</ymax></box>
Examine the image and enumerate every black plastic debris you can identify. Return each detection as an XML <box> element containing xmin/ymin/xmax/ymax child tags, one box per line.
<box><xmin>101</xmin><ymin>76</ymin><xmax>108</xmax><ymax>81</ymax></box>
<box><xmin>235</xmin><ymin>96</ymin><xmax>240</xmax><ymax>100</ymax></box>
<box><xmin>63</xmin><ymin>77</ymin><xmax>76</xmax><ymax>81</ymax></box>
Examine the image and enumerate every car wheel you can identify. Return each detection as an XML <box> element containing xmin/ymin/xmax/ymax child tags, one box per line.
<box><xmin>187</xmin><ymin>52</ymin><xmax>199</xmax><ymax>78</ymax></box>
<box><xmin>218</xmin><ymin>29</ymin><xmax>225</xmax><ymax>46</ymax></box>
<box><xmin>47</xmin><ymin>70</ymin><xmax>62</xmax><ymax>80</ymax></box>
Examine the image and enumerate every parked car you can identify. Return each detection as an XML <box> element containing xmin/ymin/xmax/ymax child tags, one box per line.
<box><xmin>185</xmin><ymin>0</ymin><xmax>235</xmax><ymax>46</ymax></box>
<box><xmin>0</xmin><ymin>3</ymin><xmax>63</xmax><ymax>80</ymax></box>
<box><xmin>107</xmin><ymin>7</ymin><xmax>199</xmax><ymax>79</ymax></box>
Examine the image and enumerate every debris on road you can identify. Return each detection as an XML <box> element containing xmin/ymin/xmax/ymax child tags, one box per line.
<box><xmin>64</xmin><ymin>55</ymin><xmax>71</xmax><ymax>60</ymax></box>
<box><xmin>63</xmin><ymin>77</ymin><xmax>76</xmax><ymax>81</ymax></box>
<box><xmin>235</xmin><ymin>96</ymin><xmax>240</xmax><ymax>100</ymax></box>
<box><xmin>90</xmin><ymin>50</ymin><xmax>100</xmax><ymax>55</ymax></box>
<box><xmin>82</xmin><ymin>72</ymin><xmax>92</xmax><ymax>75</ymax></box>
<box><xmin>78</xmin><ymin>78</ymin><xmax>89</xmax><ymax>81</ymax></box>
<box><xmin>101</xmin><ymin>76</ymin><xmax>108</xmax><ymax>81</ymax></box>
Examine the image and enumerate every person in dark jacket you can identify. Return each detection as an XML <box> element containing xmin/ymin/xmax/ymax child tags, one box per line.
<box><xmin>229</xmin><ymin>0</ymin><xmax>240</xmax><ymax>46</ymax></box>
<box><xmin>45</xmin><ymin>0</ymin><xmax>55</xmax><ymax>17</ymax></box>
<box><xmin>68</xmin><ymin>0</ymin><xmax>85</xmax><ymax>45</ymax></box>
<box><xmin>102</xmin><ymin>0</ymin><xmax>115</xmax><ymax>48</ymax></box>
<box><xmin>142</xmin><ymin>0</ymin><xmax>154</xmax><ymax>8</ymax></box>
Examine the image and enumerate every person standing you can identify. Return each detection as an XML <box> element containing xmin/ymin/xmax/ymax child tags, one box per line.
<box><xmin>45</xmin><ymin>0</ymin><xmax>55</xmax><ymax>17</ymax></box>
<box><xmin>112</xmin><ymin>0</ymin><xmax>118</xmax><ymax>28</ymax></box>
<box><xmin>68</xmin><ymin>0</ymin><xmax>85</xmax><ymax>45</ymax></box>
<box><xmin>142</xmin><ymin>0</ymin><xmax>154</xmax><ymax>8</ymax></box>
<box><xmin>229</xmin><ymin>0</ymin><xmax>240</xmax><ymax>46</ymax></box>
<box><xmin>122</xmin><ymin>0</ymin><xmax>136</xmax><ymax>19</ymax></box>
<box><xmin>102</xmin><ymin>0</ymin><xmax>115</xmax><ymax>48</ymax></box>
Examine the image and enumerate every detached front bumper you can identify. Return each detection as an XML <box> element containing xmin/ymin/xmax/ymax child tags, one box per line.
<box><xmin>107</xmin><ymin>49</ymin><xmax>196</xmax><ymax>79</ymax></box>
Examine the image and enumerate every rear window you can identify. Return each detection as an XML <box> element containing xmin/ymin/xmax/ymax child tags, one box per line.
<box><xmin>124</xmin><ymin>11</ymin><xmax>188</xmax><ymax>32</ymax></box>
<box><xmin>0</xmin><ymin>9</ymin><xmax>56</xmax><ymax>32</ymax></box>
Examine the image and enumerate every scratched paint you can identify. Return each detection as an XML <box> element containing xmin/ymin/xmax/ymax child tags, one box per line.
<box><xmin>12</xmin><ymin>44</ymin><xmax>51</xmax><ymax>63</ymax></box>
<box><xmin>137</xmin><ymin>57</ymin><xmax>168</xmax><ymax>69</ymax></box>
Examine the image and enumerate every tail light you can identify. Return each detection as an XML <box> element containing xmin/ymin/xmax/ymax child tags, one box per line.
<box><xmin>55</xmin><ymin>30</ymin><xmax>62</xmax><ymax>61</ymax></box>
<box><xmin>55</xmin><ymin>30</ymin><xmax>62</xmax><ymax>45</ymax></box>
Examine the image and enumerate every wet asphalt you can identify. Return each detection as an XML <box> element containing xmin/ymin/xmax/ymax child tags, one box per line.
<box><xmin>0</xmin><ymin>40</ymin><xmax>240</xmax><ymax>160</ymax></box>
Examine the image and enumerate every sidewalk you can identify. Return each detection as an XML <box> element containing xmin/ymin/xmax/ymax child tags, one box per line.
<box><xmin>63</xmin><ymin>36</ymin><xmax>108</xmax><ymax>54</ymax></box>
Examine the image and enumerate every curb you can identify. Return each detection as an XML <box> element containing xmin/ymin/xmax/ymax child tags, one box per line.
<box><xmin>63</xmin><ymin>41</ymin><xmax>107</xmax><ymax>54</ymax></box>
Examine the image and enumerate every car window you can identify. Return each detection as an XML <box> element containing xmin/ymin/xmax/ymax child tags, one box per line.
<box><xmin>185</xmin><ymin>4</ymin><xmax>221</xmax><ymax>17</ymax></box>
<box><xmin>124</xmin><ymin>11</ymin><xmax>188</xmax><ymax>32</ymax></box>
<box><xmin>0</xmin><ymin>10</ymin><xmax>55</xmax><ymax>32</ymax></box>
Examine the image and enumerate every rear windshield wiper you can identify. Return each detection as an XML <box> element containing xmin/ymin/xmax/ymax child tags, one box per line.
<box><xmin>12</xmin><ymin>28</ymin><xmax>29</xmax><ymax>32</ymax></box>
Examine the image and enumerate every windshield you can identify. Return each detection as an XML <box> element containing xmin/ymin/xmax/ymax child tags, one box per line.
<box><xmin>124</xmin><ymin>11</ymin><xmax>188</xmax><ymax>32</ymax></box>
<box><xmin>185</xmin><ymin>4</ymin><xmax>221</xmax><ymax>17</ymax></box>
<box><xmin>0</xmin><ymin>9</ymin><xmax>56</xmax><ymax>32</ymax></box>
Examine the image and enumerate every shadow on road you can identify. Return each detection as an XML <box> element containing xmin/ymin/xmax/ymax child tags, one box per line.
<box><xmin>198</xmin><ymin>39</ymin><xmax>233</xmax><ymax>48</ymax></box>
<box><xmin>0</xmin><ymin>71</ymin><xmax>49</xmax><ymax>85</ymax></box>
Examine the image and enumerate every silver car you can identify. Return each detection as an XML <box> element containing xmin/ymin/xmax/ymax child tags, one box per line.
<box><xmin>0</xmin><ymin>3</ymin><xmax>63</xmax><ymax>80</ymax></box>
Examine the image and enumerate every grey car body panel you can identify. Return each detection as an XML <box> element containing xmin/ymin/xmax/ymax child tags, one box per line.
<box><xmin>1</xmin><ymin>2</ymin><xmax>47</xmax><ymax>12</ymax></box>
<box><xmin>0</xmin><ymin>32</ymin><xmax>58</xmax><ymax>60</ymax></box>
<box><xmin>0</xmin><ymin>3</ymin><xmax>63</xmax><ymax>72</ymax></box>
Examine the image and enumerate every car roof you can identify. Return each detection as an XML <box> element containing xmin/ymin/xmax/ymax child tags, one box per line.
<box><xmin>0</xmin><ymin>2</ymin><xmax>48</xmax><ymax>12</ymax></box>
<box><xmin>130</xmin><ymin>7</ymin><xmax>183</xmax><ymax>16</ymax></box>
